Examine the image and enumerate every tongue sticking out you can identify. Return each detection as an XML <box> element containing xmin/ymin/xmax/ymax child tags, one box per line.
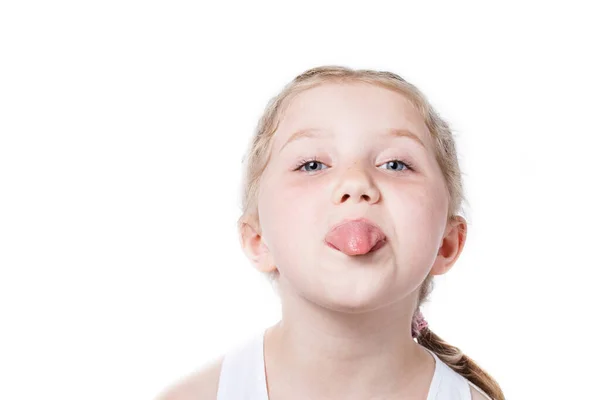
<box><xmin>325</xmin><ymin>220</ymin><xmax>386</xmax><ymax>256</ymax></box>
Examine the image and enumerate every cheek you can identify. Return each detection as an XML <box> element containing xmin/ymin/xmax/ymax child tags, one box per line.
<box><xmin>259</xmin><ymin>177</ymin><xmax>327</xmax><ymax>251</ymax></box>
<box><xmin>277</xmin><ymin>177</ymin><xmax>327</xmax><ymax>210</ymax></box>
<box><xmin>389</xmin><ymin>185</ymin><xmax>445</xmax><ymax>239</ymax></box>
<box><xmin>391</xmin><ymin>179</ymin><xmax>446</xmax><ymax>218</ymax></box>
<box><xmin>278</xmin><ymin>180</ymin><xmax>326</xmax><ymax>234</ymax></box>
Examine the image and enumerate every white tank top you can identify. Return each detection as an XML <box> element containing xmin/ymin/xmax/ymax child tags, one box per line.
<box><xmin>216</xmin><ymin>328</ymin><xmax>486</xmax><ymax>400</ymax></box>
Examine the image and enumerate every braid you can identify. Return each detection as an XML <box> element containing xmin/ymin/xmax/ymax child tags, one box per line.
<box><xmin>413</xmin><ymin>313</ymin><xmax>505</xmax><ymax>400</ymax></box>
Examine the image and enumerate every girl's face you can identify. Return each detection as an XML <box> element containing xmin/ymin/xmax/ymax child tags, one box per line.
<box><xmin>247</xmin><ymin>82</ymin><xmax>463</xmax><ymax>312</ymax></box>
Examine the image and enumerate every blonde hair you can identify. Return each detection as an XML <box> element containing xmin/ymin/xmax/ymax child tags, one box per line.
<box><xmin>237</xmin><ymin>65</ymin><xmax>505</xmax><ymax>400</ymax></box>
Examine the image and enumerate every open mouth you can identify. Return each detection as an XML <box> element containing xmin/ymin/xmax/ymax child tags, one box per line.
<box><xmin>324</xmin><ymin>217</ymin><xmax>388</xmax><ymax>256</ymax></box>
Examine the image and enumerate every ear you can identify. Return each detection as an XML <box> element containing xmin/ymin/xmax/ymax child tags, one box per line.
<box><xmin>430</xmin><ymin>215</ymin><xmax>468</xmax><ymax>276</ymax></box>
<box><xmin>239</xmin><ymin>219</ymin><xmax>278</xmax><ymax>274</ymax></box>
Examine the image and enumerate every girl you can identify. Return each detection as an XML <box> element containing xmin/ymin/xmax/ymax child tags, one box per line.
<box><xmin>159</xmin><ymin>66</ymin><xmax>505</xmax><ymax>400</ymax></box>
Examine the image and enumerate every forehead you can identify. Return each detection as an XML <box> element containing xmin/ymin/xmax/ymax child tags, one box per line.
<box><xmin>273</xmin><ymin>82</ymin><xmax>431</xmax><ymax>148</ymax></box>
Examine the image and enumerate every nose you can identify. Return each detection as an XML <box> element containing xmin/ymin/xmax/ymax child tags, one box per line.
<box><xmin>331</xmin><ymin>162</ymin><xmax>381</xmax><ymax>205</ymax></box>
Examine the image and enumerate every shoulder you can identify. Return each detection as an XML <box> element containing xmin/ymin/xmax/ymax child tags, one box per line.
<box><xmin>469</xmin><ymin>382</ymin><xmax>493</xmax><ymax>400</ymax></box>
<box><xmin>155</xmin><ymin>355</ymin><xmax>225</xmax><ymax>400</ymax></box>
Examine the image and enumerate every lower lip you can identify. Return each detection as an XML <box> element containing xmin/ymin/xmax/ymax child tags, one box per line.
<box><xmin>326</xmin><ymin>239</ymin><xmax>387</xmax><ymax>254</ymax></box>
<box><xmin>370</xmin><ymin>239</ymin><xmax>387</xmax><ymax>253</ymax></box>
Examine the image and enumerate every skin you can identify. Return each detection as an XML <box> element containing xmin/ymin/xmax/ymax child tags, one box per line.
<box><xmin>237</xmin><ymin>82</ymin><xmax>468</xmax><ymax>399</ymax></box>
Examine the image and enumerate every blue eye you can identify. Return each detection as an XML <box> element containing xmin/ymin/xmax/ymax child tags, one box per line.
<box><xmin>295</xmin><ymin>158</ymin><xmax>327</xmax><ymax>173</ymax></box>
<box><xmin>382</xmin><ymin>160</ymin><xmax>412</xmax><ymax>172</ymax></box>
<box><xmin>294</xmin><ymin>157</ymin><xmax>414</xmax><ymax>174</ymax></box>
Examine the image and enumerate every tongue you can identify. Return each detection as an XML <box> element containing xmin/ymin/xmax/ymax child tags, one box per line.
<box><xmin>325</xmin><ymin>220</ymin><xmax>385</xmax><ymax>256</ymax></box>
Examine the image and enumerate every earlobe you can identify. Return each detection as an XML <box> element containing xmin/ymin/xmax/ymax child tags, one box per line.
<box><xmin>239</xmin><ymin>220</ymin><xmax>278</xmax><ymax>273</ymax></box>
<box><xmin>430</xmin><ymin>216</ymin><xmax>468</xmax><ymax>276</ymax></box>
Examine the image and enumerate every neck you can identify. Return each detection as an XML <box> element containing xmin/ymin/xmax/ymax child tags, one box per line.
<box><xmin>263</xmin><ymin>283</ymin><xmax>435</xmax><ymax>400</ymax></box>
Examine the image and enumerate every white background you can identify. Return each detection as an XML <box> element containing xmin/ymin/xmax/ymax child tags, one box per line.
<box><xmin>1</xmin><ymin>1</ymin><xmax>598</xmax><ymax>399</ymax></box>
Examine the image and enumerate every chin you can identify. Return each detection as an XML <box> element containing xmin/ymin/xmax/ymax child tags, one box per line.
<box><xmin>307</xmin><ymin>278</ymin><xmax>395</xmax><ymax>314</ymax></box>
<box><xmin>320</xmin><ymin>299</ymin><xmax>386</xmax><ymax>314</ymax></box>
<box><xmin>278</xmin><ymin>253</ymin><xmax>412</xmax><ymax>313</ymax></box>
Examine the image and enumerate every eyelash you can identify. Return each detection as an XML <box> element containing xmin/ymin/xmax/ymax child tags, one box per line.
<box><xmin>293</xmin><ymin>156</ymin><xmax>415</xmax><ymax>174</ymax></box>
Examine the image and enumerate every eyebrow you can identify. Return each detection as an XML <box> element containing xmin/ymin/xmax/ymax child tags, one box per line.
<box><xmin>278</xmin><ymin>127</ymin><xmax>426</xmax><ymax>154</ymax></box>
